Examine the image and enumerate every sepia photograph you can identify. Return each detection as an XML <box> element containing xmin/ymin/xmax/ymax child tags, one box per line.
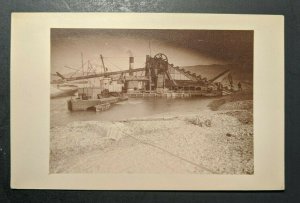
<box><xmin>50</xmin><ymin>28</ymin><xmax>254</xmax><ymax>174</ymax></box>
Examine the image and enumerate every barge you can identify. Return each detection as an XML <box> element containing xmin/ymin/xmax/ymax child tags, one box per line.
<box><xmin>68</xmin><ymin>96</ymin><xmax>125</xmax><ymax>111</ymax></box>
<box><xmin>67</xmin><ymin>84</ymin><xmax>127</xmax><ymax>111</ymax></box>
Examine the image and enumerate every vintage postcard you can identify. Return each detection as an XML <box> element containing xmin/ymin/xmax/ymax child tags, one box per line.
<box><xmin>11</xmin><ymin>13</ymin><xmax>284</xmax><ymax>190</ymax></box>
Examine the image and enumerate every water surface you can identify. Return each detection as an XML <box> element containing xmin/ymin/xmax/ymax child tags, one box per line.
<box><xmin>50</xmin><ymin>96</ymin><xmax>215</xmax><ymax>127</ymax></box>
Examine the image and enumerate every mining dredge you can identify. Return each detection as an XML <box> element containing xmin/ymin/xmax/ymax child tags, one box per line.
<box><xmin>55</xmin><ymin>53</ymin><xmax>233</xmax><ymax>111</ymax></box>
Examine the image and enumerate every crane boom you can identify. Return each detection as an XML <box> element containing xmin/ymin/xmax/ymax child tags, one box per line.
<box><xmin>208</xmin><ymin>69</ymin><xmax>231</xmax><ymax>83</ymax></box>
<box><xmin>57</xmin><ymin>67</ymin><xmax>146</xmax><ymax>82</ymax></box>
<box><xmin>100</xmin><ymin>54</ymin><xmax>107</xmax><ymax>72</ymax></box>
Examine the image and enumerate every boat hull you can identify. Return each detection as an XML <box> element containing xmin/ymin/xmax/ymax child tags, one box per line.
<box><xmin>51</xmin><ymin>89</ymin><xmax>77</xmax><ymax>98</ymax></box>
<box><xmin>68</xmin><ymin>97</ymin><xmax>126</xmax><ymax>111</ymax></box>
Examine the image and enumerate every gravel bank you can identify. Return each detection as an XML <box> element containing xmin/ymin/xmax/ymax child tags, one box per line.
<box><xmin>50</xmin><ymin>93</ymin><xmax>253</xmax><ymax>174</ymax></box>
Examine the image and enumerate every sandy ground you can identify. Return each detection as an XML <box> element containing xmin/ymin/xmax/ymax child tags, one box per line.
<box><xmin>50</xmin><ymin>92</ymin><xmax>253</xmax><ymax>174</ymax></box>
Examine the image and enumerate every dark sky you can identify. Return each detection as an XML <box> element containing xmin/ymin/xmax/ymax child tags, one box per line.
<box><xmin>51</xmin><ymin>29</ymin><xmax>253</xmax><ymax>74</ymax></box>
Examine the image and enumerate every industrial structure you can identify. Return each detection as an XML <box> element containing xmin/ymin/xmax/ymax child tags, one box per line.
<box><xmin>57</xmin><ymin>53</ymin><xmax>232</xmax><ymax>94</ymax></box>
<box><xmin>54</xmin><ymin>53</ymin><xmax>233</xmax><ymax>111</ymax></box>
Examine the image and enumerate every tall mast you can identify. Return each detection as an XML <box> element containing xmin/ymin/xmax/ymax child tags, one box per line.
<box><xmin>81</xmin><ymin>52</ymin><xmax>84</xmax><ymax>76</ymax></box>
<box><xmin>149</xmin><ymin>40</ymin><xmax>152</xmax><ymax>57</ymax></box>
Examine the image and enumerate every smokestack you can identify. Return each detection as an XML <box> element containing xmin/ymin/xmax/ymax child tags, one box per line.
<box><xmin>129</xmin><ymin>56</ymin><xmax>134</xmax><ymax>76</ymax></box>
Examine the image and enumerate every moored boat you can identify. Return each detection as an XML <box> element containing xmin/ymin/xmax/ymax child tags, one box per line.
<box><xmin>67</xmin><ymin>86</ymin><xmax>127</xmax><ymax>111</ymax></box>
<box><xmin>51</xmin><ymin>84</ymin><xmax>78</xmax><ymax>98</ymax></box>
<box><xmin>68</xmin><ymin>97</ymin><xmax>123</xmax><ymax>111</ymax></box>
